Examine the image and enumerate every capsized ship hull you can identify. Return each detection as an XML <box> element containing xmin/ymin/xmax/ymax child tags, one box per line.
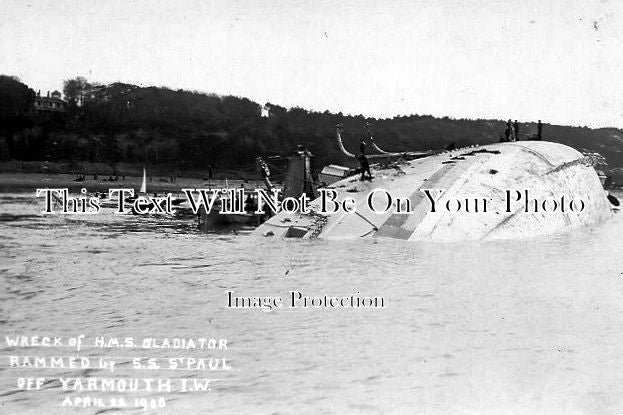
<box><xmin>254</xmin><ymin>141</ymin><xmax>613</xmax><ymax>241</ymax></box>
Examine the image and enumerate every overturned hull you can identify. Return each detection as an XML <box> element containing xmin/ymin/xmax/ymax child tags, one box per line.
<box><xmin>254</xmin><ymin>141</ymin><xmax>614</xmax><ymax>242</ymax></box>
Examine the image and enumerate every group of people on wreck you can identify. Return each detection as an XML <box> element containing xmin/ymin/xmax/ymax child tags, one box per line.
<box><xmin>354</xmin><ymin>119</ymin><xmax>546</xmax><ymax>181</ymax></box>
<box><xmin>501</xmin><ymin>119</ymin><xmax>543</xmax><ymax>142</ymax></box>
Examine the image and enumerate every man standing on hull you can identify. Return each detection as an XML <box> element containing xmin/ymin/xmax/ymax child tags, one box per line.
<box><xmin>358</xmin><ymin>138</ymin><xmax>372</xmax><ymax>181</ymax></box>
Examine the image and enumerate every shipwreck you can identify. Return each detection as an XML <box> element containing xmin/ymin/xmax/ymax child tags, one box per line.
<box><xmin>253</xmin><ymin>126</ymin><xmax>617</xmax><ymax>241</ymax></box>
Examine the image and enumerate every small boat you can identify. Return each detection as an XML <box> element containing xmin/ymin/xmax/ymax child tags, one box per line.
<box><xmin>197</xmin><ymin>149</ymin><xmax>317</xmax><ymax>230</ymax></box>
<box><xmin>139</xmin><ymin>167</ymin><xmax>147</xmax><ymax>194</ymax></box>
<box><xmin>124</xmin><ymin>167</ymin><xmax>168</xmax><ymax>215</ymax></box>
<box><xmin>196</xmin><ymin>187</ymin><xmax>270</xmax><ymax>229</ymax></box>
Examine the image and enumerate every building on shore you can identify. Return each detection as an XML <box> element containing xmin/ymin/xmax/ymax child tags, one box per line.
<box><xmin>34</xmin><ymin>90</ymin><xmax>66</xmax><ymax>114</ymax></box>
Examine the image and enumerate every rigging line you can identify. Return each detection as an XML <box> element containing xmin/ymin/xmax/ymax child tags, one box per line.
<box><xmin>359</xmin><ymin>229</ymin><xmax>376</xmax><ymax>238</ymax></box>
<box><xmin>354</xmin><ymin>211</ymin><xmax>378</xmax><ymax>231</ymax></box>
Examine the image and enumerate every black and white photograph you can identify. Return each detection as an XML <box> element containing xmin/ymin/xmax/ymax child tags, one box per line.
<box><xmin>1</xmin><ymin>0</ymin><xmax>623</xmax><ymax>413</ymax></box>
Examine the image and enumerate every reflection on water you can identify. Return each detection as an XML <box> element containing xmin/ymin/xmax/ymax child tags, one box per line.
<box><xmin>1</xmin><ymin>192</ymin><xmax>623</xmax><ymax>414</ymax></box>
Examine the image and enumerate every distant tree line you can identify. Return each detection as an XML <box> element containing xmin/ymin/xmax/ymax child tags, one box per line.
<box><xmin>1</xmin><ymin>74</ymin><xmax>622</xmax><ymax>173</ymax></box>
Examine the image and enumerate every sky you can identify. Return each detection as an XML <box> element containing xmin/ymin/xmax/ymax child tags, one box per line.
<box><xmin>1</xmin><ymin>0</ymin><xmax>622</xmax><ymax>128</ymax></box>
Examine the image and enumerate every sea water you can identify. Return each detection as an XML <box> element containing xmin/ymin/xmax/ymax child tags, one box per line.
<box><xmin>1</xmin><ymin>192</ymin><xmax>623</xmax><ymax>414</ymax></box>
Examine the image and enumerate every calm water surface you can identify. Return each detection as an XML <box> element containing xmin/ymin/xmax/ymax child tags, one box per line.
<box><xmin>1</xmin><ymin>192</ymin><xmax>623</xmax><ymax>414</ymax></box>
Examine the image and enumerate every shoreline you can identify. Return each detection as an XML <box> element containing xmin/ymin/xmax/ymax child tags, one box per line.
<box><xmin>0</xmin><ymin>172</ymin><xmax>266</xmax><ymax>193</ymax></box>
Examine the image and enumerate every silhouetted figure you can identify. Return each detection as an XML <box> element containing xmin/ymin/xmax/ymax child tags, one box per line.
<box><xmin>508</xmin><ymin>120</ymin><xmax>516</xmax><ymax>141</ymax></box>
<box><xmin>360</xmin><ymin>139</ymin><xmax>366</xmax><ymax>155</ymax></box>
<box><xmin>358</xmin><ymin>153</ymin><xmax>372</xmax><ymax>181</ymax></box>
<box><xmin>537</xmin><ymin>120</ymin><xmax>543</xmax><ymax>140</ymax></box>
<box><xmin>244</xmin><ymin>194</ymin><xmax>257</xmax><ymax>213</ymax></box>
<box><xmin>504</xmin><ymin>120</ymin><xmax>512</xmax><ymax>142</ymax></box>
<box><xmin>513</xmin><ymin>120</ymin><xmax>519</xmax><ymax>141</ymax></box>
